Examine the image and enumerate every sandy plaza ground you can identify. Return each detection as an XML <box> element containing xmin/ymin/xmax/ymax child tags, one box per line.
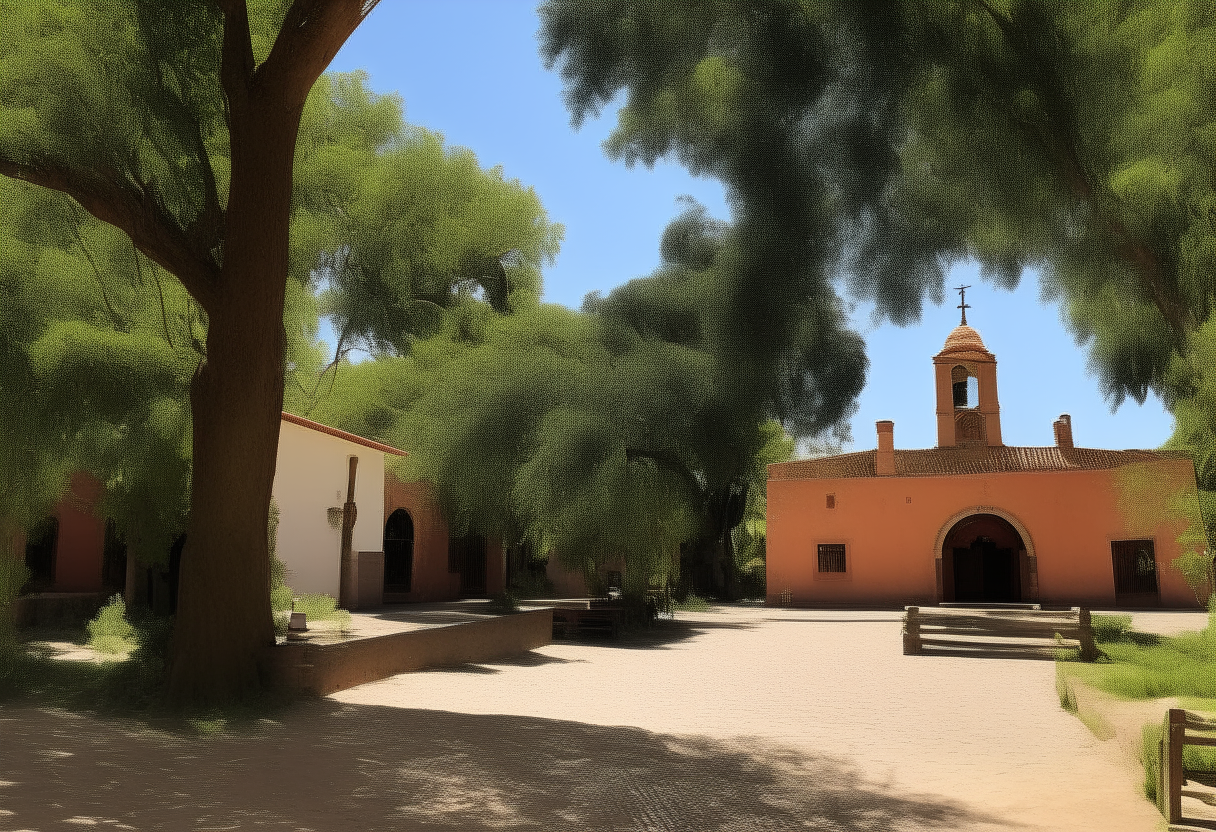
<box><xmin>0</xmin><ymin>605</ymin><xmax>1208</xmax><ymax>831</ymax></box>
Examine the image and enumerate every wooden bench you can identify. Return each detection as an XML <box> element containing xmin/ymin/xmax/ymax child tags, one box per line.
<box><xmin>903</xmin><ymin>605</ymin><xmax>1098</xmax><ymax>661</ymax></box>
<box><xmin>1159</xmin><ymin>708</ymin><xmax>1216</xmax><ymax>824</ymax></box>
<box><xmin>551</xmin><ymin>605</ymin><xmax>623</xmax><ymax>639</ymax></box>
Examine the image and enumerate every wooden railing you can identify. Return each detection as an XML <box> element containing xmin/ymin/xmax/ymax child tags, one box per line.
<box><xmin>1159</xmin><ymin>708</ymin><xmax>1216</xmax><ymax>824</ymax></box>
<box><xmin>903</xmin><ymin>605</ymin><xmax>1098</xmax><ymax>661</ymax></box>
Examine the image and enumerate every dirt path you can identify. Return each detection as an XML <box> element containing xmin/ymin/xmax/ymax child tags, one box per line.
<box><xmin>0</xmin><ymin>606</ymin><xmax>1184</xmax><ymax>831</ymax></box>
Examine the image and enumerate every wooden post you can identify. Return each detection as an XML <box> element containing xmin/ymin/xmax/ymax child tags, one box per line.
<box><xmin>903</xmin><ymin>606</ymin><xmax>921</xmax><ymax>655</ymax></box>
<box><xmin>1168</xmin><ymin>708</ymin><xmax>1185</xmax><ymax>823</ymax></box>
<box><xmin>1078</xmin><ymin>607</ymin><xmax>1098</xmax><ymax>662</ymax></box>
<box><xmin>339</xmin><ymin>456</ymin><xmax>359</xmax><ymax>611</ymax></box>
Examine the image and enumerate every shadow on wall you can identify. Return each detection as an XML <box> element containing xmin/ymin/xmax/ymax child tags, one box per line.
<box><xmin>0</xmin><ymin>700</ymin><xmax>1004</xmax><ymax>831</ymax></box>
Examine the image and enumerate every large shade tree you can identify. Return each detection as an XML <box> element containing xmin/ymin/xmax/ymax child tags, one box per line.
<box><xmin>310</xmin><ymin>202</ymin><xmax>851</xmax><ymax>601</ymax></box>
<box><xmin>539</xmin><ymin>0</ymin><xmax>1216</xmax><ymax>541</ymax></box>
<box><xmin>1</xmin><ymin>4</ymin><xmax>561</xmax><ymax>702</ymax></box>
<box><xmin>538</xmin><ymin>0</ymin><xmax>1216</xmax><ymax>407</ymax></box>
<box><xmin>0</xmin><ymin>0</ymin><xmax>390</xmax><ymax>702</ymax></box>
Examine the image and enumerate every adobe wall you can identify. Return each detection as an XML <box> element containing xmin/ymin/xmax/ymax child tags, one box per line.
<box><xmin>767</xmin><ymin>459</ymin><xmax>1207</xmax><ymax>609</ymax></box>
<box><xmin>51</xmin><ymin>472</ymin><xmax>106</xmax><ymax>592</ymax></box>
<box><xmin>383</xmin><ymin>476</ymin><xmax>458</xmax><ymax>601</ymax></box>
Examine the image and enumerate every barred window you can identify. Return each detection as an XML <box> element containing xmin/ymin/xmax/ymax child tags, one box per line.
<box><xmin>1111</xmin><ymin>540</ymin><xmax>1158</xmax><ymax>596</ymax></box>
<box><xmin>817</xmin><ymin>543</ymin><xmax>846</xmax><ymax>574</ymax></box>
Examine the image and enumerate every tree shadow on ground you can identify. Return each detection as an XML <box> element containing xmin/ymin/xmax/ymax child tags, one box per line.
<box><xmin>0</xmin><ymin>699</ymin><xmax>1020</xmax><ymax>832</ymax></box>
<box><xmin>550</xmin><ymin>617</ymin><xmax>760</xmax><ymax>652</ymax></box>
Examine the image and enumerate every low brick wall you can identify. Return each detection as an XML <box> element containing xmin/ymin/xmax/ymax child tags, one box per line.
<box><xmin>260</xmin><ymin>607</ymin><xmax>553</xmax><ymax>696</ymax></box>
<box><xmin>11</xmin><ymin>592</ymin><xmax>107</xmax><ymax>628</ymax></box>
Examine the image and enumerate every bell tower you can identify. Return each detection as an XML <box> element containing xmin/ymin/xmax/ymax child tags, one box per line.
<box><xmin>933</xmin><ymin>288</ymin><xmax>1002</xmax><ymax>448</ymax></box>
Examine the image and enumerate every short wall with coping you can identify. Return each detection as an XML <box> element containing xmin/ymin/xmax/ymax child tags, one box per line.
<box><xmin>260</xmin><ymin>607</ymin><xmax>553</xmax><ymax>696</ymax></box>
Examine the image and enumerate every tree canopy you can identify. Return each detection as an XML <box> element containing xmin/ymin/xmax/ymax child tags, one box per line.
<box><xmin>0</xmin><ymin>0</ymin><xmax>559</xmax><ymax>701</ymax></box>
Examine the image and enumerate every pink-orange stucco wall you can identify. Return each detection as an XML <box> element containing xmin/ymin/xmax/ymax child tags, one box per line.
<box><xmin>383</xmin><ymin>476</ymin><xmax>460</xmax><ymax>602</ymax></box>
<box><xmin>767</xmin><ymin>459</ymin><xmax>1208</xmax><ymax>609</ymax></box>
<box><xmin>382</xmin><ymin>475</ymin><xmax>505</xmax><ymax>601</ymax></box>
<box><xmin>50</xmin><ymin>472</ymin><xmax>106</xmax><ymax>593</ymax></box>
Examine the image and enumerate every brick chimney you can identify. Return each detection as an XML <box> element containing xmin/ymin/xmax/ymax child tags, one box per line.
<box><xmin>876</xmin><ymin>420</ymin><xmax>895</xmax><ymax>476</ymax></box>
<box><xmin>1053</xmin><ymin>414</ymin><xmax>1074</xmax><ymax>451</ymax></box>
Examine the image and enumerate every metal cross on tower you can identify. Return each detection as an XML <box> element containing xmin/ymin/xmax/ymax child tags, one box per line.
<box><xmin>954</xmin><ymin>284</ymin><xmax>972</xmax><ymax>325</ymax></box>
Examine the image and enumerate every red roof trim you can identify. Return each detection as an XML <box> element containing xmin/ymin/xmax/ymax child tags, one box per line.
<box><xmin>281</xmin><ymin>412</ymin><xmax>407</xmax><ymax>457</ymax></box>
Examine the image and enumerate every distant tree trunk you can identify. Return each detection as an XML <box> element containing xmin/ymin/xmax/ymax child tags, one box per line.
<box><xmin>123</xmin><ymin>548</ymin><xmax>142</xmax><ymax>607</ymax></box>
<box><xmin>164</xmin><ymin>106</ymin><xmax>297</xmax><ymax>704</ymax></box>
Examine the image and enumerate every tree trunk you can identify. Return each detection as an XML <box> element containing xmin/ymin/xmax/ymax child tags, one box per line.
<box><xmin>164</xmin><ymin>103</ymin><xmax>299</xmax><ymax>705</ymax></box>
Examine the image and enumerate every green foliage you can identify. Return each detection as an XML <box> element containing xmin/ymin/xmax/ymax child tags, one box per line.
<box><xmin>1143</xmin><ymin>721</ymin><xmax>1163</xmax><ymax>803</ymax></box>
<box><xmin>1115</xmin><ymin>460</ymin><xmax>1214</xmax><ymax>603</ymax></box>
<box><xmin>1056</xmin><ymin>663</ymin><xmax>1078</xmax><ymax>712</ymax></box>
<box><xmin>86</xmin><ymin>594</ymin><xmax>137</xmax><ymax>655</ymax></box>
<box><xmin>294</xmin><ymin>72</ymin><xmax>564</xmax><ymax>369</ymax></box>
<box><xmin>488</xmin><ymin>590</ymin><xmax>520</xmax><ymax>614</ymax></box>
<box><xmin>674</xmin><ymin>593</ymin><xmax>713</xmax><ymax>612</ymax></box>
<box><xmin>1091</xmin><ymin>614</ymin><xmax>1134</xmax><ymax>643</ymax></box>
<box><xmin>313</xmin><ymin>195</ymin><xmax>852</xmax><ymax>599</ymax></box>
<box><xmin>1080</xmin><ymin>629</ymin><xmax>1216</xmax><ymax>700</ymax></box>
<box><xmin>1142</xmin><ymin>715</ymin><xmax>1216</xmax><ymax>804</ymax></box>
<box><xmin>292</xmin><ymin>594</ymin><xmax>351</xmax><ymax>634</ymax></box>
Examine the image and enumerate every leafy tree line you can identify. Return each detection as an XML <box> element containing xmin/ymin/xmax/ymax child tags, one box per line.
<box><xmin>308</xmin><ymin>202</ymin><xmax>809</xmax><ymax>604</ymax></box>
<box><xmin>537</xmin><ymin>0</ymin><xmax>1216</xmax><ymax>551</ymax></box>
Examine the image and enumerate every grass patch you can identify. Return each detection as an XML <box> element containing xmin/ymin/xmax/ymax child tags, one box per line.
<box><xmin>291</xmin><ymin>593</ymin><xmax>352</xmax><ymax>634</ymax></box>
<box><xmin>673</xmin><ymin>592</ymin><xmax>713</xmax><ymax>612</ymax></box>
<box><xmin>1092</xmin><ymin>613</ymin><xmax>1134</xmax><ymax>643</ymax></box>
<box><xmin>1057</xmin><ymin>612</ymin><xmax>1216</xmax><ymax>805</ymax></box>
<box><xmin>2</xmin><ymin>611</ymin><xmax>303</xmax><ymax>735</ymax></box>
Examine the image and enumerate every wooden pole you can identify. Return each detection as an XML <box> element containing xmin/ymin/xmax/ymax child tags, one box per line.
<box><xmin>1168</xmin><ymin>708</ymin><xmax>1185</xmax><ymax>823</ymax></box>
<box><xmin>903</xmin><ymin>606</ymin><xmax>921</xmax><ymax>654</ymax></box>
<box><xmin>339</xmin><ymin>456</ymin><xmax>359</xmax><ymax>611</ymax></box>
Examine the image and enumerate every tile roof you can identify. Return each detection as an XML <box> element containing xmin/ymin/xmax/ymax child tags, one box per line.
<box><xmin>768</xmin><ymin>445</ymin><xmax>1191</xmax><ymax>480</ymax></box>
<box><xmin>281</xmin><ymin>412</ymin><xmax>407</xmax><ymax>457</ymax></box>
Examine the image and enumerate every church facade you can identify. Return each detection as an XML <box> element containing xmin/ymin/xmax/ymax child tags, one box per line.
<box><xmin>766</xmin><ymin>323</ymin><xmax>1211</xmax><ymax>609</ymax></box>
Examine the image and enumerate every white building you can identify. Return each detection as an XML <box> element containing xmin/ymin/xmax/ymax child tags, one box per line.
<box><xmin>273</xmin><ymin>412</ymin><xmax>406</xmax><ymax>599</ymax></box>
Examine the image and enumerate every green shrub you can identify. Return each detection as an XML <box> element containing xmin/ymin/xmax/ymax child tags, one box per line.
<box><xmin>674</xmin><ymin>592</ymin><xmax>712</xmax><ymax>612</ymax></box>
<box><xmin>86</xmin><ymin>595</ymin><xmax>137</xmax><ymax>655</ymax></box>
<box><xmin>292</xmin><ymin>593</ymin><xmax>351</xmax><ymax>633</ymax></box>
<box><xmin>488</xmin><ymin>589</ymin><xmax>519</xmax><ymax>613</ymax></box>
<box><xmin>1091</xmin><ymin>614</ymin><xmax>1133</xmax><ymax>643</ymax></box>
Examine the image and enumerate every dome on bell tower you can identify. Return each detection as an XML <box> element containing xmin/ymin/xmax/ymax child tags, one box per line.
<box><xmin>938</xmin><ymin>325</ymin><xmax>993</xmax><ymax>358</ymax></box>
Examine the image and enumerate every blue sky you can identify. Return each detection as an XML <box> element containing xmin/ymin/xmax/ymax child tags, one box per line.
<box><xmin>327</xmin><ymin>1</ymin><xmax>1174</xmax><ymax>455</ymax></box>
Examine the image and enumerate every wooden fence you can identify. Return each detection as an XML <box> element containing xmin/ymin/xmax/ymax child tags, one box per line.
<box><xmin>1159</xmin><ymin>708</ymin><xmax>1216</xmax><ymax>824</ymax></box>
<box><xmin>903</xmin><ymin>605</ymin><xmax>1098</xmax><ymax>661</ymax></box>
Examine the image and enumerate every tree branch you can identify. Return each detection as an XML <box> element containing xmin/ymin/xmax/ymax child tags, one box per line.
<box><xmin>140</xmin><ymin>249</ymin><xmax>177</xmax><ymax>351</ymax></box>
<box><xmin>214</xmin><ymin>0</ymin><xmax>256</xmax><ymax>111</ymax></box>
<box><xmin>625</xmin><ymin>447</ymin><xmax>704</xmax><ymax>500</ymax></box>
<box><xmin>0</xmin><ymin>157</ymin><xmax>221</xmax><ymax>312</ymax></box>
<box><xmin>68</xmin><ymin>208</ymin><xmax>127</xmax><ymax>332</ymax></box>
<box><xmin>257</xmin><ymin>0</ymin><xmax>382</xmax><ymax>107</ymax></box>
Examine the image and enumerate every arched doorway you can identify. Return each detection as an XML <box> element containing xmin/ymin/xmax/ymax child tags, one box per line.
<box><xmin>384</xmin><ymin>509</ymin><xmax>414</xmax><ymax>594</ymax></box>
<box><xmin>23</xmin><ymin>516</ymin><xmax>59</xmax><ymax>592</ymax></box>
<box><xmin>941</xmin><ymin>513</ymin><xmax>1026</xmax><ymax>603</ymax></box>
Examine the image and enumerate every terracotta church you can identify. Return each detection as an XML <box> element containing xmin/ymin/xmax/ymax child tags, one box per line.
<box><xmin>766</xmin><ymin>310</ymin><xmax>1210</xmax><ymax>609</ymax></box>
